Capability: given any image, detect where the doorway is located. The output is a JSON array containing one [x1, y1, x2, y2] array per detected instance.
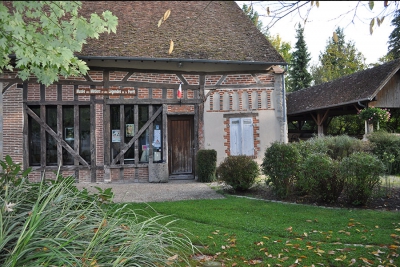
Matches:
[[168, 115, 194, 179]]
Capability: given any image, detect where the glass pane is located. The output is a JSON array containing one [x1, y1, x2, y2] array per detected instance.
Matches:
[[124, 105, 135, 164], [46, 106, 57, 165], [153, 106, 162, 162], [139, 105, 149, 163], [110, 105, 120, 163], [63, 106, 74, 165], [80, 106, 91, 163], [29, 106, 41, 166]]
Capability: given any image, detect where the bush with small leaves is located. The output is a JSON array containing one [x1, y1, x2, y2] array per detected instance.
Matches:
[[368, 131, 400, 175], [298, 153, 344, 203], [261, 142, 301, 199], [306, 135, 367, 160], [340, 152, 385, 206], [217, 155, 259, 191], [196, 149, 217, 182]]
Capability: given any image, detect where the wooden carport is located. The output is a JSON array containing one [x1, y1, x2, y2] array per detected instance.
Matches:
[[287, 59, 400, 140]]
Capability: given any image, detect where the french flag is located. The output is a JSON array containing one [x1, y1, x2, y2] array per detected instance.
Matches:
[[177, 83, 182, 98]]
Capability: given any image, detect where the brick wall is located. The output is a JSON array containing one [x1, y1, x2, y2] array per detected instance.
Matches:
[[3, 86, 23, 163]]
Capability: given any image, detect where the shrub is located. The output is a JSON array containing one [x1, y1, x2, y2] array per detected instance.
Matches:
[[368, 131, 400, 175], [340, 152, 385, 206], [196, 149, 217, 182], [217, 155, 259, 191], [0, 156, 194, 266], [297, 153, 344, 203], [306, 135, 366, 160], [358, 107, 391, 125], [261, 142, 301, 199]]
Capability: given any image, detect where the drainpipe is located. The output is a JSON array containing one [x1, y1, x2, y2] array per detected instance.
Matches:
[[357, 101, 366, 108], [282, 65, 288, 143]]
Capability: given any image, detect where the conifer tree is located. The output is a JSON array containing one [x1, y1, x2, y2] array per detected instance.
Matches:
[[388, 9, 400, 59], [288, 24, 312, 92]]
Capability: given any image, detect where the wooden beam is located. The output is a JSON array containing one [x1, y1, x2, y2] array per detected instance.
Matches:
[[205, 83, 275, 90], [105, 98, 202, 105], [111, 106, 162, 165], [26, 107, 90, 168]]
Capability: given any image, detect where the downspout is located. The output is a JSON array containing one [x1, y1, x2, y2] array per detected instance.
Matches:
[[282, 65, 288, 143], [357, 101, 366, 109]]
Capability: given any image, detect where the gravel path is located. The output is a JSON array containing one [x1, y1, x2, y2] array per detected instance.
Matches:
[[75, 180, 225, 203]]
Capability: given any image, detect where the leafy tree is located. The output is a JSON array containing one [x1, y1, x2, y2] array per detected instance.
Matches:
[[388, 9, 400, 59], [326, 115, 364, 136], [311, 27, 367, 85], [288, 24, 312, 92], [0, 1, 118, 86], [242, 3, 264, 33], [267, 34, 292, 63], [310, 27, 367, 135]]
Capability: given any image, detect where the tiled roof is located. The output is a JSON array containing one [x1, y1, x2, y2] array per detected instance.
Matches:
[[287, 59, 400, 115], [76, 1, 285, 63]]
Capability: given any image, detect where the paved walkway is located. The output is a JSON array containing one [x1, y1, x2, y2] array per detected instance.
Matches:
[[75, 180, 225, 203]]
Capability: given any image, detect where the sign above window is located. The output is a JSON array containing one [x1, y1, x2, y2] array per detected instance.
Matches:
[[75, 88, 136, 96]]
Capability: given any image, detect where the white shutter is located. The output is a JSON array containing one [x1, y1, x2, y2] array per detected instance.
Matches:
[[242, 118, 254, 156], [230, 118, 241, 155]]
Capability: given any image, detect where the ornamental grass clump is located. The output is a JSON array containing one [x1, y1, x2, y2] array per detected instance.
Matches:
[[0, 156, 194, 267]]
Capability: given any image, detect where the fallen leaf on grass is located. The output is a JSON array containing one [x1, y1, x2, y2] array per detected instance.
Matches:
[[359, 257, 374, 265], [334, 255, 346, 261], [248, 259, 262, 265], [349, 258, 356, 265], [371, 249, 386, 256]]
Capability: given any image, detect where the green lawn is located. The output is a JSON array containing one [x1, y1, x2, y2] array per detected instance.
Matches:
[[115, 195, 400, 267]]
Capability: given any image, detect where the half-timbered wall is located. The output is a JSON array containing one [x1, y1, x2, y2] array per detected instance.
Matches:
[[1, 68, 285, 182]]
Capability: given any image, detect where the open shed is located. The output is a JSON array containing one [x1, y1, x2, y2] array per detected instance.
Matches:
[[287, 59, 400, 140]]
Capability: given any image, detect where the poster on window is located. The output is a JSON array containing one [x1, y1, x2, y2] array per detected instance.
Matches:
[[126, 124, 134, 137], [153, 129, 161, 148], [112, 130, 120, 142]]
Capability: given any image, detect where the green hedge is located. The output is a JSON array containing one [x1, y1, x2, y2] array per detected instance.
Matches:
[[196, 149, 217, 182]]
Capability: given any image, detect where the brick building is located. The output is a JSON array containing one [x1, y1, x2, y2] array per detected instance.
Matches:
[[0, 1, 287, 183]]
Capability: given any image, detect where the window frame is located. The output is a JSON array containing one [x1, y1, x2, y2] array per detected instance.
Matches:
[[229, 117, 254, 156], [27, 104, 91, 167]]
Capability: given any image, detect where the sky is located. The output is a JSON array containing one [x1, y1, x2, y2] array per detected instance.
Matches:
[[236, 1, 396, 65]]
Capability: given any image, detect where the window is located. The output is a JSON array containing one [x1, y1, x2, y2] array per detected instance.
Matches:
[[110, 104, 163, 164], [230, 117, 254, 156], [28, 105, 91, 166], [28, 106, 41, 166]]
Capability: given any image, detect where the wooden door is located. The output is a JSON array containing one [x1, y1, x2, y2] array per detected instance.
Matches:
[[168, 116, 194, 175]]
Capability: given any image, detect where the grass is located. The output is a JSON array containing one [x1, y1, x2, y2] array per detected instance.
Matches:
[[117, 195, 400, 267], [382, 175, 400, 188]]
